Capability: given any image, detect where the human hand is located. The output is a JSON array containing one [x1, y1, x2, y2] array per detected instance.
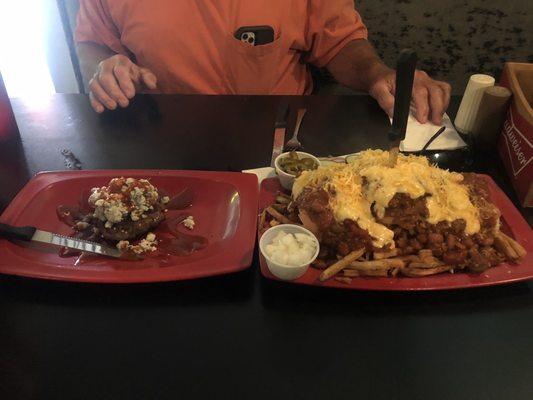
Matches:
[[88, 54, 157, 113], [369, 69, 451, 125]]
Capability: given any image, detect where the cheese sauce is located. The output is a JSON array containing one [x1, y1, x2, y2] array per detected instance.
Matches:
[[293, 163, 394, 248], [293, 150, 481, 248]]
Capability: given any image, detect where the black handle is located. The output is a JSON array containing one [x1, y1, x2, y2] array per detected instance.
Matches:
[[0, 223, 36, 241], [274, 99, 290, 128], [389, 49, 418, 142]]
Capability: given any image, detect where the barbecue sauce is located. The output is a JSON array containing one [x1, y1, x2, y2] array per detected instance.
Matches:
[[165, 187, 194, 210], [157, 215, 208, 256]]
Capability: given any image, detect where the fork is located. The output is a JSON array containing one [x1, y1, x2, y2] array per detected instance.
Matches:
[[284, 108, 307, 151]]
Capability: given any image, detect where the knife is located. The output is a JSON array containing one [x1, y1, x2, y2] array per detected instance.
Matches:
[[0, 222, 122, 258], [388, 49, 418, 166], [270, 99, 290, 167]]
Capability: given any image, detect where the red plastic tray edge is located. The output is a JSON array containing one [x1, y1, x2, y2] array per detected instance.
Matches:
[[0, 170, 259, 283], [258, 175, 533, 291]]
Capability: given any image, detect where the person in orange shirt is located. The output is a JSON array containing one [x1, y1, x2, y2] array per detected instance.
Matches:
[[75, 0, 451, 124]]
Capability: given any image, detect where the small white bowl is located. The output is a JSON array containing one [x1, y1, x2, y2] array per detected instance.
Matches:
[[274, 151, 320, 191], [259, 224, 320, 281]]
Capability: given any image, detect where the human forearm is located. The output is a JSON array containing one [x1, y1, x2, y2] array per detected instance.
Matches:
[[326, 39, 391, 92], [327, 39, 451, 124], [76, 42, 116, 88]]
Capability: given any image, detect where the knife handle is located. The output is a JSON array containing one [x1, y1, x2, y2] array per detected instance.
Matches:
[[390, 49, 418, 142], [0, 223, 36, 241], [275, 99, 290, 128]]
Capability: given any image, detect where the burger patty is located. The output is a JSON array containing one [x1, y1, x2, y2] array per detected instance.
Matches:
[[93, 209, 165, 241], [72, 199, 167, 242]]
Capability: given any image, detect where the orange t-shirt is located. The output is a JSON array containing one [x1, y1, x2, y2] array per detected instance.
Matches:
[[75, 0, 368, 95]]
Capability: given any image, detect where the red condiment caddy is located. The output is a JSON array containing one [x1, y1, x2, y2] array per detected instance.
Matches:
[[498, 62, 533, 207]]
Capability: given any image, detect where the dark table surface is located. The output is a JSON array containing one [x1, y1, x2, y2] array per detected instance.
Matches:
[[1, 94, 532, 400]]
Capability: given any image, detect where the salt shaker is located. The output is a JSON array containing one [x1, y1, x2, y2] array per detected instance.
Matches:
[[454, 74, 495, 134], [471, 85, 512, 151]]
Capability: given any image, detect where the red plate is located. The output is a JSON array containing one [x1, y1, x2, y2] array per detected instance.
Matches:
[[0, 170, 258, 283], [259, 176, 533, 291]]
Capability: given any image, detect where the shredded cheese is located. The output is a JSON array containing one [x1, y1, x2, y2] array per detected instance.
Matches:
[[292, 150, 481, 248], [293, 163, 394, 248]]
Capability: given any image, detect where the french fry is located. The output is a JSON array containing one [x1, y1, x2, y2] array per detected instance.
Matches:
[[401, 265, 452, 277], [499, 232, 527, 259], [259, 209, 266, 229], [335, 277, 353, 284], [347, 259, 405, 270], [374, 249, 398, 259], [275, 195, 291, 204], [408, 260, 442, 269], [494, 234, 519, 262], [271, 203, 287, 213], [398, 255, 421, 262], [298, 210, 319, 236], [418, 249, 433, 260], [269, 219, 280, 227], [361, 269, 389, 277], [343, 269, 358, 277], [344, 268, 388, 277], [424, 256, 442, 264], [265, 206, 293, 225], [342, 269, 359, 277], [319, 249, 365, 281]]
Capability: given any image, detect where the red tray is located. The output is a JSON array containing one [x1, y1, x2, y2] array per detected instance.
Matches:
[[0, 170, 258, 283], [259, 176, 533, 291]]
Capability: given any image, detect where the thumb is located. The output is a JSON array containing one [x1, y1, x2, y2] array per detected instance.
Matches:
[[369, 82, 395, 118], [140, 68, 157, 90]]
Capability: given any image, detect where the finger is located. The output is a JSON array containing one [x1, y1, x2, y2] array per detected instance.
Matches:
[[113, 62, 136, 99], [428, 85, 445, 125], [130, 64, 142, 84], [369, 82, 395, 118], [437, 81, 452, 111], [412, 86, 429, 124], [89, 92, 104, 113], [140, 68, 157, 90], [98, 63, 130, 107], [89, 78, 117, 110]]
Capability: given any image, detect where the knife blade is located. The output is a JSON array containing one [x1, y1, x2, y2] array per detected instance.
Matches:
[[270, 99, 290, 167], [0, 222, 122, 258], [389, 49, 418, 165]]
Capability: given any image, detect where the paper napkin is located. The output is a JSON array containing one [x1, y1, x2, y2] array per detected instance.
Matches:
[[243, 167, 276, 186], [399, 113, 466, 152]]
